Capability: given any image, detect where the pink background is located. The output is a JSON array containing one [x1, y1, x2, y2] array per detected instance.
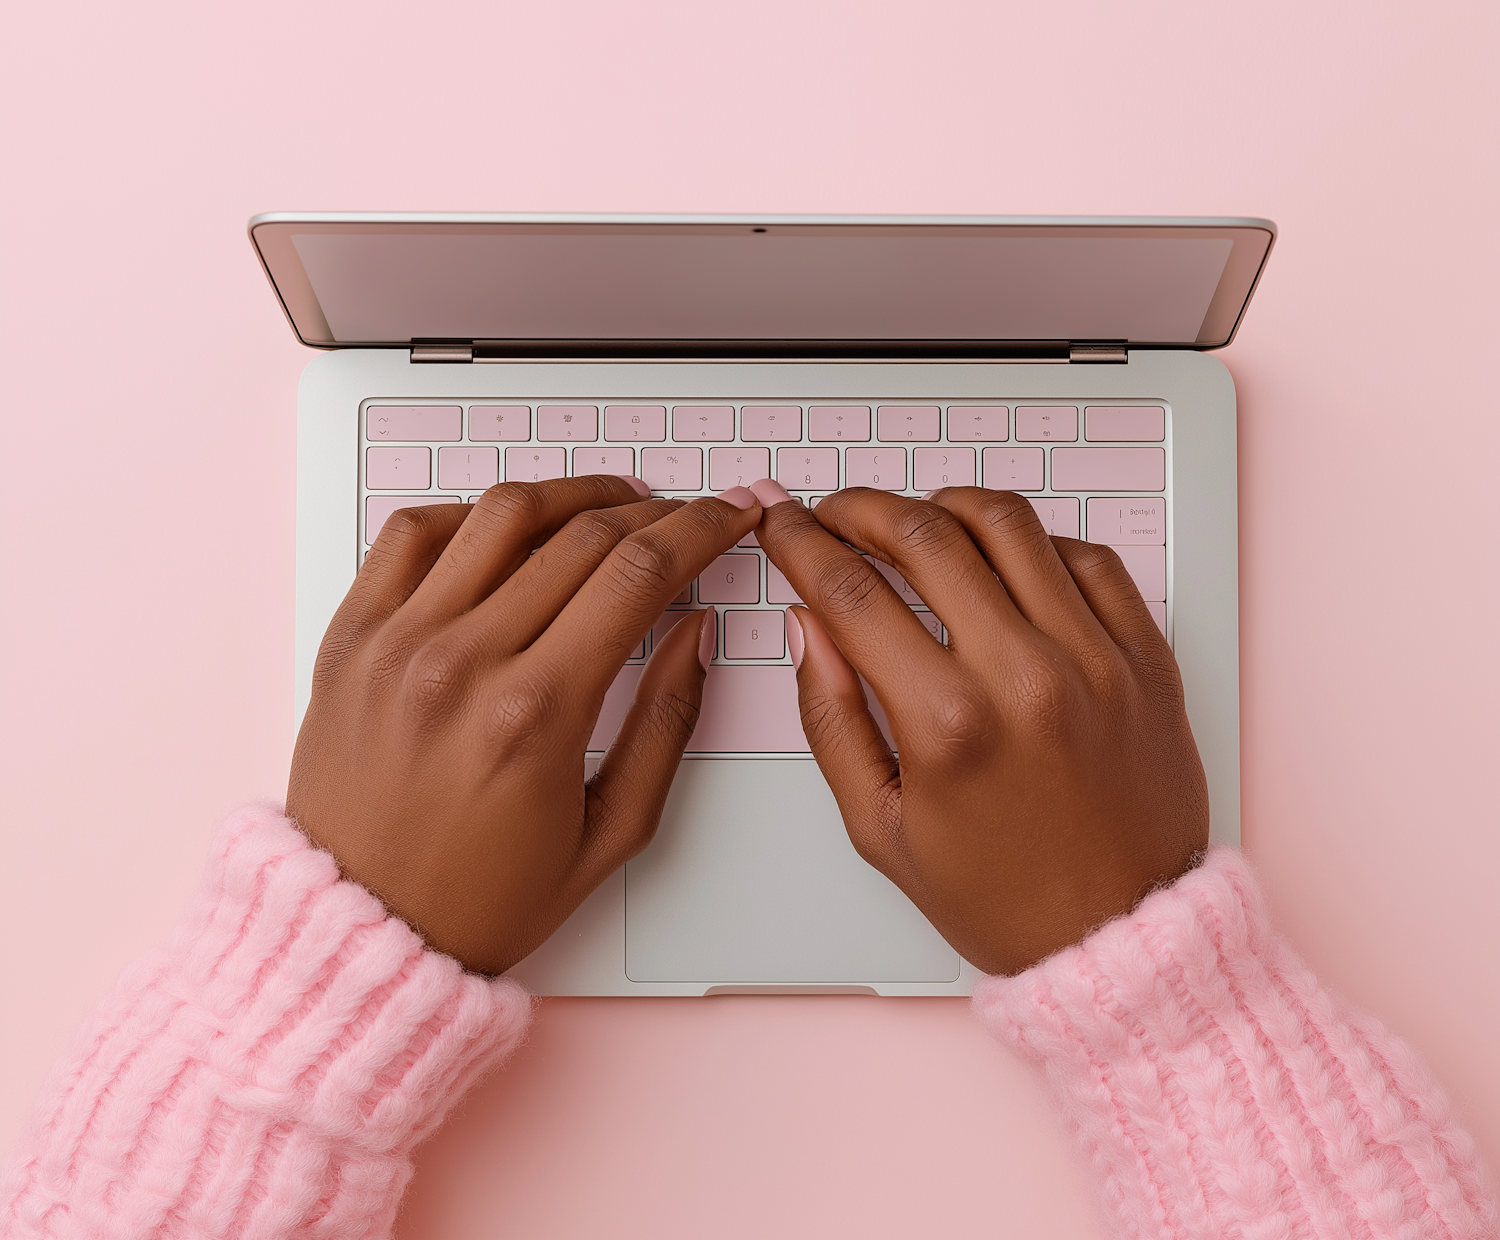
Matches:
[[2, 2, 1496, 1235]]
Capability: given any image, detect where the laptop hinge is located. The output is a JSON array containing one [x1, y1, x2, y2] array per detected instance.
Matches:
[[1069, 343, 1128, 363], [411, 343, 474, 363]]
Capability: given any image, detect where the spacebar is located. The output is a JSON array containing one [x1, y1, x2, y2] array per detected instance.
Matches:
[[588, 665, 809, 753]]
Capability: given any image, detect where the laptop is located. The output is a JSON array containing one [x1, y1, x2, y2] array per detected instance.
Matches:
[[250, 213, 1274, 995]]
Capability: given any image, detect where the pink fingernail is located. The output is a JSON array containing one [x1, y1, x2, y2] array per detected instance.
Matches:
[[716, 486, 759, 510], [698, 609, 717, 671], [785, 608, 804, 670], [624, 475, 652, 498], [749, 477, 794, 508]]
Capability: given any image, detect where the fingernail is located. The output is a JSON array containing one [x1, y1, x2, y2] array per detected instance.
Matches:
[[716, 486, 759, 510], [624, 476, 652, 498], [922, 488, 945, 501], [749, 477, 794, 508], [785, 608, 804, 670], [698, 610, 717, 671]]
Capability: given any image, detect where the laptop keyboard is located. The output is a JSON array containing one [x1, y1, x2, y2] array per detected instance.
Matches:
[[362, 400, 1168, 751]]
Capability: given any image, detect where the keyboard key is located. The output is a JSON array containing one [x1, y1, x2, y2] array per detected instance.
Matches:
[[437, 446, 499, 490], [504, 446, 567, 482], [365, 405, 461, 441], [809, 405, 871, 441], [845, 447, 907, 490], [629, 639, 646, 660], [673, 584, 692, 605], [652, 609, 709, 655], [1112, 545, 1166, 601], [537, 405, 599, 441], [1029, 496, 1080, 537], [709, 446, 772, 489], [946, 406, 1008, 441], [605, 405, 667, 441], [982, 447, 1044, 490], [698, 553, 760, 603], [766, 560, 803, 605], [724, 610, 786, 659], [469, 406, 531, 441], [573, 446, 636, 478], [916, 612, 943, 642], [865, 555, 923, 607], [741, 405, 803, 441], [1086, 497, 1165, 544], [641, 447, 702, 490], [1052, 447, 1165, 492], [737, 530, 760, 549], [1016, 406, 1078, 441], [1085, 405, 1165, 442], [673, 405, 735, 441], [365, 495, 461, 544], [912, 447, 976, 491], [1145, 601, 1167, 636], [366, 445, 431, 489], [589, 665, 806, 752], [877, 406, 940, 442], [777, 447, 839, 490]]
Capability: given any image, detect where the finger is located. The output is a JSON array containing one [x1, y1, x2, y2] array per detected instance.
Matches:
[[785, 607, 907, 879], [753, 489, 951, 712], [802, 487, 1023, 652], [578, 609, 711, 880], [402, 474, 654, 623], [529, 489, 763, 703], [1050, 537, 1175, 668], [453, 497, 685, 658], [925, 487, 1114, 654]]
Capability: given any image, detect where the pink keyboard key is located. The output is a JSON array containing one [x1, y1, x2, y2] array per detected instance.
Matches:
[[1086, 497, 1165, 544], [845, 447, 907, 490], [766, 560, 803, 605], [946, 406, 1008, 442], [876, 406, 940, 442], [605, 405, 667, 441], [1085, 406, 1165, 442], [366, 445, 430, 489], [652, 609, 710, 656], [468, 406, 531, 441], [590, 665, 806, 752], [436, 446, 498, 490], [916, 612, 943, 642], [629, 638, 646, 660], [724, 610, 786, 659], [982, 447, 1044, 490], [865, 555, 923, 606], [1051, 447, 1165, 492], [737, 529, 759, 549], [1145, 601, 1167, 636], [1112, 544, 1166, 601], [672, 406, 735, 441], [777, 447, 839, 490], [698, 554, 760, 603], [537, 405, 599, 441], [808, 405, 871, 441], [1015, 406, 1078, 441], [1029, 496, 1080, 537], [912, 447, 976, 490], [573, 446, 636, 478], [504, 446, 567, 482], [673, 584, 692, 605], [641, 446, 702, 490], [708, 446, 771, 489], [365, 406, 462, 442], [364, 495, 460, 544], [741, 405, 803, 441]]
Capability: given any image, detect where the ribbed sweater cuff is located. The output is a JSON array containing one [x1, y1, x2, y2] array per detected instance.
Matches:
[[973, 847, 1497, 1240], [0, 802, 533, 1240]]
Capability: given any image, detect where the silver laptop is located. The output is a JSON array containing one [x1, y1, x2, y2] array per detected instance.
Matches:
[[251, 213, 1274, 995]]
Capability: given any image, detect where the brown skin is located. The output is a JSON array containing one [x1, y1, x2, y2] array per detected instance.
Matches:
[[287, 480, 1207, 978]]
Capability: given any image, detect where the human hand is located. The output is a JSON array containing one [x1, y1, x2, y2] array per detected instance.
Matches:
[[752, 480, 1208, 976], [286, 476, 761, 975]]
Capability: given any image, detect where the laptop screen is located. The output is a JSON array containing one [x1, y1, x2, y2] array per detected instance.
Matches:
[[250, 216, 1275, 353]]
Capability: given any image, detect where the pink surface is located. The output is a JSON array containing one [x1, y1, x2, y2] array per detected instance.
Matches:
[[1, 2, 1496, 1238]]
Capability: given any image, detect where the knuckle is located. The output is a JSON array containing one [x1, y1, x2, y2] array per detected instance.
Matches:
[[917, 683, 998, 768], [1067, 540, 1131, 583], [564, 508, 632, 564], [978, 492, 1049, 546], [486, 674, 560, 746], [638, 690, 702, 748], [400, 635, 476, 718], [887, 501, 966, 559], [809, 554, 884, 618], [603, 530, 678, 595], [476, 482, 544, 528]]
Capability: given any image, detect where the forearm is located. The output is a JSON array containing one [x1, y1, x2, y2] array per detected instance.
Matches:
[[0, 804, 532, 1240], [974, 847, 1497, 1240]]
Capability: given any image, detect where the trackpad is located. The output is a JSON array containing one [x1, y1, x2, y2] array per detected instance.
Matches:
[[625, 759, 959, 983]]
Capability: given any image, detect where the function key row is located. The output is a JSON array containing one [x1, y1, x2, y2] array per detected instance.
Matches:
[[364, 404, 1165, 445]]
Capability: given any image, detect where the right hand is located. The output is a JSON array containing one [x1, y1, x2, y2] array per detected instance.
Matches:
[[752, 480, 1209, 976]]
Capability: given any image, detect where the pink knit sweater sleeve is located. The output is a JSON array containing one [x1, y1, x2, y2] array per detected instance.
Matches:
[[0, 803, 533, 1240], [973, 847, 1498, 1240]]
